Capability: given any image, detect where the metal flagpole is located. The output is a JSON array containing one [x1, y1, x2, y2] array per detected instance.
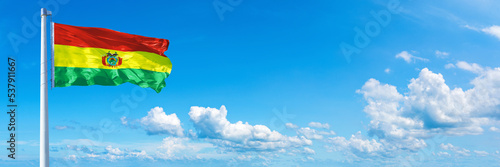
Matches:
[[51, 20, 54, 89], [40, 8, 51, 167]]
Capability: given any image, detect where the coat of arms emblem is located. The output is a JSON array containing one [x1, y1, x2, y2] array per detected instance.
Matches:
[[102, 52, 123, 67]]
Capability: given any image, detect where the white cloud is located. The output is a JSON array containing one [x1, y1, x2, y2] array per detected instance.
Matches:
[[435, 50, 450, 58], [308, 122, 330, 129], [395, 51, 413, 63], [54, 106, 320, 162], [156, 137, 213, 160], [158, 137, 187, 158], [440, 143, 471, 156], [395, 51, 429, 63], [384, 68, 391, 74], [327, 132, 426, 159], [285, 123, 298, 129], [490, 127, 500, 132], [189, 106, 312, 151], [86, 153, 99, 158], [436, 151, 451, 157], [65, 155, 78, 163], [318, 130, 336, 136], [296, 127, 335, 140], [303, 147, 315, 155], [352, 66, 500, 158], [105, 145, 124, 155], [78, 145, 153, 161], [444, 63, 455, 69], [466, 25, 500, 40], [439, 143, 454, 150], [482, 25, 500, 40], [358, 67, 500, 138], [120, 116, 139, 129], [474, 150, 489, 156], [54, 138, 212, 162], [120, 116, 128, 125], [140, 107, 184, 136], [128, 150, 151, 159], [327, 131, 386, 158], [456, 61, 484, 74], [464, 24, 480, 31], [292, 147, 316, 155], [188, 129, 198, 138]]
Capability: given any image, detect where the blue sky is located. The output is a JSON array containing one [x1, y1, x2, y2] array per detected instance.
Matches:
[[1, 0, 500, 166]]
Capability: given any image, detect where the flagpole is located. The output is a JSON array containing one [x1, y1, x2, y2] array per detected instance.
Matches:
[[40, 8, 51, 167]]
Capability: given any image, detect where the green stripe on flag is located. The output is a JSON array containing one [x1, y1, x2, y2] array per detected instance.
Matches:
[[54, 67, 169, 93]]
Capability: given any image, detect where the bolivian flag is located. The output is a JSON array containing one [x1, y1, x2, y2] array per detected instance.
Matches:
[[53, 23, 172, 93]]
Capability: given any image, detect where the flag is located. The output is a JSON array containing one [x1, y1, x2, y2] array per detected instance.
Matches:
[[53, 23, 172, 93]]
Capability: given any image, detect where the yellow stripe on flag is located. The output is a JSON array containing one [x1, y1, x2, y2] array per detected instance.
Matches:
[[54, 44, 172, 73]]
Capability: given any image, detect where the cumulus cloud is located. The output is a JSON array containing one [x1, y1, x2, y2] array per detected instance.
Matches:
[[395, 51, 429, 63], [156, 137, 213, 160], [188, 106, 312, 151], [490, 127, 500, 132], [436, 151, 451, 157], [158, 137, 188, 158], [121, 116, 139, 129], [296, 127, 335, 140], [65, 155, 78, 163], [482, 25, 500, 40], [444, 63, 455, 69], [357, 67, 500, 141], [474, 150, 489, 156], [435, 50, 450, 58], [285, 123, 298, 129], [64, 145, 153, 162], [465, 25, 500, 40], [456, 61, 485, 74], [440, 143, 471, 156], [291, 147, 316, 155], [384, 68, 391, 74], [327, 132, 426, 159], [105, 145, 124, 155], [308, 122, 330, 129], [344, 66, 500, 158], [326, 131, 386, 158], [53, 138, 216, 162], [140, 107, 184, 136], [128, 150, 153, 160], [303, 147, 315, 154], [99, 147, 153, 161], [439, 143, 454, 150], [120, 116, 128, 125]]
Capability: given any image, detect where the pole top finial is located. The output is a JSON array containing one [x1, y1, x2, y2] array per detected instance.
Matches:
[[41, 8, 51, 16]]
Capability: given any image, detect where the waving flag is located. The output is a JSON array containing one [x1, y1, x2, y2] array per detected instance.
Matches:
[[53, 23, 172, 93]]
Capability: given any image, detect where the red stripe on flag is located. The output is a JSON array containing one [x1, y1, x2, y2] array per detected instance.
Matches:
[[54, 23, 169, 57]]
